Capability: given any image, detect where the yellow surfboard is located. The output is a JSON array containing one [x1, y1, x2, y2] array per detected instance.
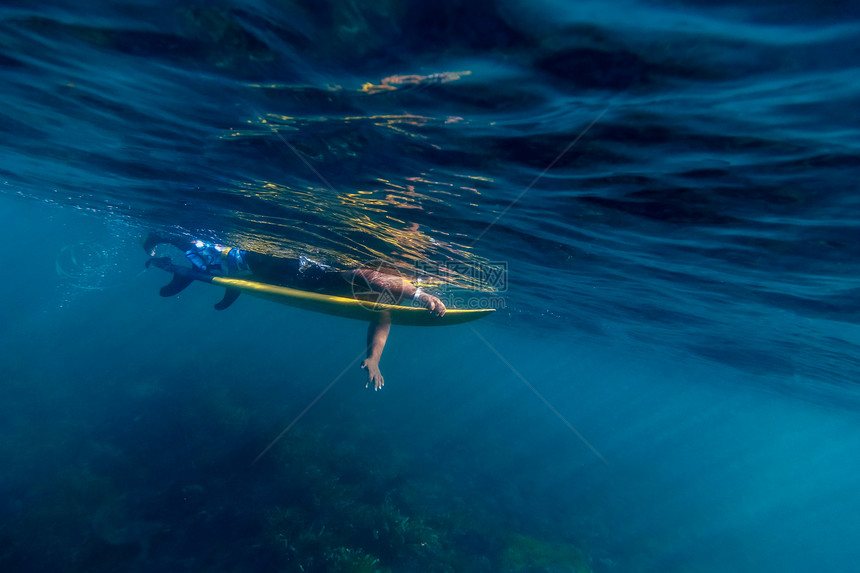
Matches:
[[147, 257, 494, 327]]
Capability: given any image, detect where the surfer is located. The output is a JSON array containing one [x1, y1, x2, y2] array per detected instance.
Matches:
[[143, 233, 445, 390]]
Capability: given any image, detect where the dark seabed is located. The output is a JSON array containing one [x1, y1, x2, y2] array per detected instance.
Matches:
[[2, 1, 860, 572]]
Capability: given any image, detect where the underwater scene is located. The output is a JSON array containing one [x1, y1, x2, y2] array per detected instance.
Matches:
[[2, 1, 860, 571]]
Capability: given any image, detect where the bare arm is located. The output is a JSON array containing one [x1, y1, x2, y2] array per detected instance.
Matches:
[[361, 311, 391, 390], [350, 269, 446, 316]]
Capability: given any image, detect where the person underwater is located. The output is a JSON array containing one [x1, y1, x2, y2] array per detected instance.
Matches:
[[143, 233, 446, 390]]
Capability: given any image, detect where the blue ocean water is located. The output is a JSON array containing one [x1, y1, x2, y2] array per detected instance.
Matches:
[[2, 1, 860, 571]]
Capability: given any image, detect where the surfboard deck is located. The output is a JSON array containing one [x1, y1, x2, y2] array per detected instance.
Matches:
[[147, 257, 494, 326]]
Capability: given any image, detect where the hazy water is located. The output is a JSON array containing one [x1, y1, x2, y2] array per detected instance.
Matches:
[[2, 1, 860, 572]]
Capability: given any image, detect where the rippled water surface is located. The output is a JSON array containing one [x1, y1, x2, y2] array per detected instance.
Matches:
[[2, 1, 860, 572]]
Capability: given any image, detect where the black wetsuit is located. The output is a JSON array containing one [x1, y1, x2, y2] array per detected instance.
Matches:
[[145, 233, 354, 296], [241, 251, 353, 296]]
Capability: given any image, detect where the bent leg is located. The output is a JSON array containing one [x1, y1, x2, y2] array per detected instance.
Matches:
[[143, 232, 195, 255]]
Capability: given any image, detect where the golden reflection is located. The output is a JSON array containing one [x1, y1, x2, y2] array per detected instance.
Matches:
[[221, 113, 455, 141], [359, 71, 471, 94], [221, 176, 500, 292], [247, 70, 470, 95], [220, 70, 503, 292]]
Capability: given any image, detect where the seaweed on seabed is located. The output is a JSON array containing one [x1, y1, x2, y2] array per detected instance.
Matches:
[[265, 505, 334, 571], [499, 533, 593, 573], [259, 427, 593, 573], [264, 496, 444, 572], [0, 466, 161, 573], [362, 496, 442, 558], [326, 546, 389, 573]]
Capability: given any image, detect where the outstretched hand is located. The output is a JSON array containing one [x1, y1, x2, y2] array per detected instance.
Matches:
[[362, 358, 384, 391]]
